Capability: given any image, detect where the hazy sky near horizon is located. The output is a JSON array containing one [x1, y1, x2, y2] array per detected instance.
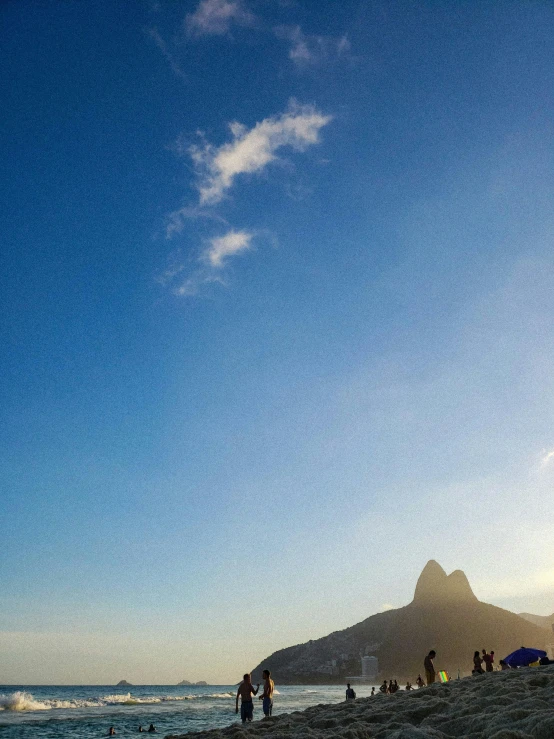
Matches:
[[2, 0, 554, 685]]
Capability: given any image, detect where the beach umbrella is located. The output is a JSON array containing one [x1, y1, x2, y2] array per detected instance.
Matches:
[[503, 647, 546, 667]]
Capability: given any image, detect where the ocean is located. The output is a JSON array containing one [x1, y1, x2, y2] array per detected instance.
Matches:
[[0, 684, 375, 738]]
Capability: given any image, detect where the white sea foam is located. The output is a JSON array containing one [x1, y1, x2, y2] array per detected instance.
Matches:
[[183, 693, 234, 701], [0, 690, 235, 712], [0, 692, 51, 712]]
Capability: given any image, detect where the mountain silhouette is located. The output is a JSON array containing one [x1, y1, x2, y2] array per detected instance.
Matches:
[[251, 561, 550, 683]]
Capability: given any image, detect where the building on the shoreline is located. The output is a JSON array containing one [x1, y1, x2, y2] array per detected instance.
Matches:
[[346, 655, 379, 683], [361, 656, 379, 679]]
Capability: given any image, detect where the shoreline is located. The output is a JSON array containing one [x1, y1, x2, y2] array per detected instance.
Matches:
[[166, 666, 554, 738]]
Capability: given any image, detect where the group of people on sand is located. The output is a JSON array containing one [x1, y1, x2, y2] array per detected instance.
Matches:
[[473, 649, 495, 674], [378, 679, 401, 694], [235, 669, 275, 724]]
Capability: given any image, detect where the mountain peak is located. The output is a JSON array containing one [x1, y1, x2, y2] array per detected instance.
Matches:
[[412, 560, 478, 604]]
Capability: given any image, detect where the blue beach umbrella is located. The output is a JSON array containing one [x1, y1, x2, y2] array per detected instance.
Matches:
[[503, 647, 547, 667]]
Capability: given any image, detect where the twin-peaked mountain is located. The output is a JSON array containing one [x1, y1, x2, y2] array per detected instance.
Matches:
[[251, 561, 550, 683]]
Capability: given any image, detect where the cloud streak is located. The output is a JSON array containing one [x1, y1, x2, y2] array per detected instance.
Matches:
[[274, 25, 351, 67], [189, 102, 332, 205], [540, 448, 554, 468], [146, 27, 188, 81], [186, 0, 254, 36], [202, 230, 253, 267]]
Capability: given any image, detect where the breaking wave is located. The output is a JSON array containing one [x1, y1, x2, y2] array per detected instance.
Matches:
[[0, 692, 51, 712], [0, 691, 235, 712]]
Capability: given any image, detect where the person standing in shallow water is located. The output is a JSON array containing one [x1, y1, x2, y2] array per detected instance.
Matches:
[[259, 669, 274, 717], [424, 650, 436, 685], [236, 673, 259, 723]]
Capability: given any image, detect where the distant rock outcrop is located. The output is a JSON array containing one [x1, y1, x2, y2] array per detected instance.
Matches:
[[195, 681, 208, 686], [250, 560, 550, 683], [519, 612, 554, 630], [177, 680, 192, 686], [116, 680, 133, 687]]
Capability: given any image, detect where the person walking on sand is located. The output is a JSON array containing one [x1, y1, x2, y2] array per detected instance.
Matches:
[[424, 650, 436, 685], [258, 669, 274, 717], [236, 673, 259, 723], [345, 683, 356, 700]]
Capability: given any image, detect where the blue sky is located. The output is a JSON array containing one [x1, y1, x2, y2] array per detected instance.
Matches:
[[1, 0, 554, 684]]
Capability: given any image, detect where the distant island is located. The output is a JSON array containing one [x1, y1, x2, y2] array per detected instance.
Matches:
[[116, 680, 133, 687], [177, 680, 208, 686]]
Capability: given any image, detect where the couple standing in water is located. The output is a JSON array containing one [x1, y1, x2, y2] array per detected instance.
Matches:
[[235, 670, 274, 723]]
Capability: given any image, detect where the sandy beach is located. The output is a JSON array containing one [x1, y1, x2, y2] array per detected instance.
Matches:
[[166, 666, 554, 738]]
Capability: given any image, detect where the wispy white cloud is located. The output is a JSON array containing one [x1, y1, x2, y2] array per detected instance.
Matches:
[[189, 102, 332, 205], [165, 204, 228, 239], [160, 231, 255, 296], [163, 103, 330, 296], [202, 230, 253, 267], [540, 448, 554, 468], [174, 272, 226, 297], [186, 0, 254, 36], [274, 25, 351, 67]]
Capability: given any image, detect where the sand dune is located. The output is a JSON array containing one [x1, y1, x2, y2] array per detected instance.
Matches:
[[166, 666, 554, 738]]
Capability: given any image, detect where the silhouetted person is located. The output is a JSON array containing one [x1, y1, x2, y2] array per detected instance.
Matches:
[[108, 729, 116, 736], [345, 683, 356, 700], [499, 660, 510, 670], [138, 727, 143, 733], [483, 650, 494, 672], [371, 687, 375, 696], [235, 673, 259, 723], [405, 681, 413, 691], [473, 651, 484, 674], [147, 725, 156, 733], [416, 674, 425, 688], [424, 650, 436, 685], [259, 669, 274, 717], [379, 680, 388, 693]]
